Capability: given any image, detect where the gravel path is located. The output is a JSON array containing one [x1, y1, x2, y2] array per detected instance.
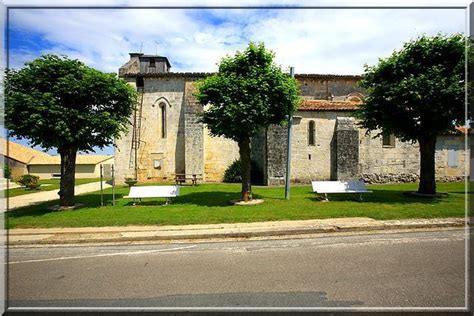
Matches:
[[5, 181, 111, 210]]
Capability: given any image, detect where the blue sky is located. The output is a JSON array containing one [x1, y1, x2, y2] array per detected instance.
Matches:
[[6, 2, 468, 156]]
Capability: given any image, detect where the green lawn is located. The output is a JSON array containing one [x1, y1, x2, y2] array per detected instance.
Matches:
[[5, 182, 468, 229], [5, 178, 102, 198]]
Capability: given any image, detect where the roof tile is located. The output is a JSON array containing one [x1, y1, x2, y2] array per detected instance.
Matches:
[[1, 140, 51, 164], [299, 100, 361, 111]]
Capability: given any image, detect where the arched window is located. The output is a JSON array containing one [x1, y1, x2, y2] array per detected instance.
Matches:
[[308, 120, 315, 146], [159, 102, 166, 138]]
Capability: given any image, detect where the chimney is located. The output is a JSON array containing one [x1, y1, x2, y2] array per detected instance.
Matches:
[[129, 53, 144, 59]]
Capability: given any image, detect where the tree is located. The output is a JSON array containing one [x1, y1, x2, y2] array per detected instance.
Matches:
[[6, 55, 137, 206], [356, 34, 465, 194], [195, 42, 300, 201]]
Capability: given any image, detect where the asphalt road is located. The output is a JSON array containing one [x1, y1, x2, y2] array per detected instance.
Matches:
[[6, 229, 467, 309]]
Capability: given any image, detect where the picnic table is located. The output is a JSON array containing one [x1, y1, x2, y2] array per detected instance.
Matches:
[[175, 174, 202, 186]]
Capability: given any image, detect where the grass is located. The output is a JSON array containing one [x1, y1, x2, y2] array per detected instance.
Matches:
[[5, 178, 103, 198], [5, 182, 468, 229]]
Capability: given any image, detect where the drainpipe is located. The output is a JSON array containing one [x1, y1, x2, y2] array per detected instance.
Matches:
[[285, 67, 295, 200]]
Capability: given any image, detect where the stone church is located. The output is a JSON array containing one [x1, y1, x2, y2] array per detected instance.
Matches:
[[114, 53, 467, 185]]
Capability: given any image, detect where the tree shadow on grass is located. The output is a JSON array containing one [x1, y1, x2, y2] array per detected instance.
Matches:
[[171, 191, 265, 207], [309, 189, 451, 205], [117, 189, 268, 207]]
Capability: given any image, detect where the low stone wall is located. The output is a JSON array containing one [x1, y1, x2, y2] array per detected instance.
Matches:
[[436, 176, 465, 183], [362, 173, 465, 184]]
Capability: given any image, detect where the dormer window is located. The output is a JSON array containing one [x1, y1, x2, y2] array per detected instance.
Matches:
[[149, 58, 155, 67]]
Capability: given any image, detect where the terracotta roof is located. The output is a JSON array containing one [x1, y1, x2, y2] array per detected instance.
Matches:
[[454, 126, 471, 134], [1, 140, 51, 164], [29, 155, 113, 165], [299, 100, 361, 111]]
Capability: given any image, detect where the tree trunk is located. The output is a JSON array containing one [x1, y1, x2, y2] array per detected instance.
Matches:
[[238, 137, 252, 202], [418, 138, 437, 195], [59, 147, 77, 207]]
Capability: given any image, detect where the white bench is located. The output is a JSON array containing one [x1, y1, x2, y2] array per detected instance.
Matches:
[[311, 180, 372, 201], [124, 186, 180, 205]]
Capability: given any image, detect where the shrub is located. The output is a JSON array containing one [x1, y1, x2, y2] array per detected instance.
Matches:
[[223, 160, 242, 183], [3, 165, 11, 179], [223, 160, 263, 184], [17, 174, 40, 190]]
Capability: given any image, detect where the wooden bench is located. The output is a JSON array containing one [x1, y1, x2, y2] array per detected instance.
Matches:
[[175, 174, 202, 186], [124, 185, 180, 205], [311, 180, 372, 201]]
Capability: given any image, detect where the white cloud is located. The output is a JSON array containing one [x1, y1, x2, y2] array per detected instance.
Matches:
[[9, 7, 466, 75], [2, 0, 471, 6]]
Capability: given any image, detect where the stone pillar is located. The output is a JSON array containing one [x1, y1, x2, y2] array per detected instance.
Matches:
[[184, 81, 204, 178], [335, 117, 359, 180], [266, 124, 288, 185]]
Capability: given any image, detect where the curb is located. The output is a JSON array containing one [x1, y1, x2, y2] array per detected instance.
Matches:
[[7, 219, 467, 245]]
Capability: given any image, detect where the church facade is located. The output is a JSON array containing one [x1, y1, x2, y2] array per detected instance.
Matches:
[[114, 53, 467, 185]]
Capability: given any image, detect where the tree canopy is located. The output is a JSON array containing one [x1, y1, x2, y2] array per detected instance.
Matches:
[[195, 42, 300, 201], [357, 34, 465, 142], [6, 54, 137, 206], [195, 42, 300, 142], [356, 34, 466, 194], [6, 54, 137, 152]]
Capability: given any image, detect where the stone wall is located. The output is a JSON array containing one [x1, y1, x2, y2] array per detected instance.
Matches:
[[297, 76, 363, 100], [289, 111, 353, 183], [359, 132, 467, 183], [114, 77, 186, 184], [335, 117, 359, 180], [114, 78, 137, 184], [183, 81, 204, 178], [203, 127, 240, 182], [359, 130, 420, 176], [114, 72, 468, 186], [266, 124, 288, 185], [286, 112, 468, 184]]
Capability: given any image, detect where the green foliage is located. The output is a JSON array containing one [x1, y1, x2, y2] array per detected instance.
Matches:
[[6, 54, 138, 205], [17, 174, 40, 190], [223, 159, 263, 184], [223, 160, 242, 183], [195, 42, 301, 141], [5, 54, 137, 152], [356, 34, 466, 142], [3, 165, 11, 179]]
